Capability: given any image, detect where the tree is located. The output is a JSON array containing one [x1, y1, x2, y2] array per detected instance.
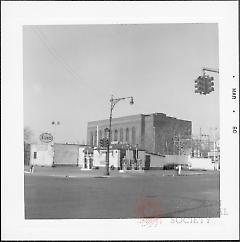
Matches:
[[24, 127, 33, 144]]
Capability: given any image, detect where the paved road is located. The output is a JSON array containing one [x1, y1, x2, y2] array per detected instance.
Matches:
[[25, 172, 220, 219]]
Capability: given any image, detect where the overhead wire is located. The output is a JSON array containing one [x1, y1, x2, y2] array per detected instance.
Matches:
[[31, 26, 107, 98]]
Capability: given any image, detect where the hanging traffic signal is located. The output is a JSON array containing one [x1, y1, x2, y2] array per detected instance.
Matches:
[[195, 78, 201, 93], [205, 76, 214, 94], [198, 76, 206, 94], [195, 74, 215, 95], [198, 76, 206, 95], [195, 76, 206, 94]]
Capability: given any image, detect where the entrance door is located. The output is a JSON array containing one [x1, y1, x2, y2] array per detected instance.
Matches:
[[120, 150, 126, 170], [145, 155, 151, 170]]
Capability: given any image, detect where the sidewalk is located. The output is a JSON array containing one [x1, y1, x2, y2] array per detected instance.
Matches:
[[24, 166, 219, 178], [24, 166, 146, 178]]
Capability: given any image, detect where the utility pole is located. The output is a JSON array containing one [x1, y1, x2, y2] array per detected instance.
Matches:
[[173, 137, 175, 155], [105, 95, 134, 176], [178, 134, 181, 156], [199, 127, 202, 157], [213, 132, 216, 163], [96, 125, 99, 148]]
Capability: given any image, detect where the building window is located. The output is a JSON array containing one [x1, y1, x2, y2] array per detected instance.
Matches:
[[126, 128, 129, 143], [90, 132, 94, 146], [120, 128, 123, 142], [99, 130, 102, 140], [33, 152, 37, 159], [132, 127, 136, 145], [104, 128, 108, 138], [94, 130, 97, 146], [114, 129, 118, 141]]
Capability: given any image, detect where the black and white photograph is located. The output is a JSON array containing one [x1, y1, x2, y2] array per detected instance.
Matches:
[[23, 23, 220, 219], [2, 1, 239, 240]]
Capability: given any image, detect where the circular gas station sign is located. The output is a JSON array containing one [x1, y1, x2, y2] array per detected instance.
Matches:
[[40, 133, 53, 143]]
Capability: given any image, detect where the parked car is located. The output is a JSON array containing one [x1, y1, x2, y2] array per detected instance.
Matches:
[[181, 164, 191, 170], [110, 165, 115, 170], [163, 163, 178, 170]]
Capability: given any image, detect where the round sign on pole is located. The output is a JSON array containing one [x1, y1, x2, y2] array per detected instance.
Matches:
[[40, 133, 53, 143]]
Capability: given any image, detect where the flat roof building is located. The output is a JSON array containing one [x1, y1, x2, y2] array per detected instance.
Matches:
[[87, 113, 192, 155]]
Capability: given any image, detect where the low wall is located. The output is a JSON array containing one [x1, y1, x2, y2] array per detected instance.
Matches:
[[149, 155, 166, 168], [165, 155, 189, 165], [148, 155, 215, 170], [149, 154, 189, 168], [188, 157, 215, 170]]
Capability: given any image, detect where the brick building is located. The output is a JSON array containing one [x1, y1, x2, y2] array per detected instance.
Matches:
[[87, 113, 192, 155]]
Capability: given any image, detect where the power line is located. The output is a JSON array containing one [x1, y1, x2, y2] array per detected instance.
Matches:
[[31, 26, 107, 97]]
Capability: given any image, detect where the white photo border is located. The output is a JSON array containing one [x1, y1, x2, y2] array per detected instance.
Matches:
[[1, 1, 239, 240]]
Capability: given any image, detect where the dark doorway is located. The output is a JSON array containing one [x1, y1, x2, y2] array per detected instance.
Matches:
[[145, 155, 150, 170]]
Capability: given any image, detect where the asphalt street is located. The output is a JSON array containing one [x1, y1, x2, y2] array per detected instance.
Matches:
[[24, 172, 220, 219]]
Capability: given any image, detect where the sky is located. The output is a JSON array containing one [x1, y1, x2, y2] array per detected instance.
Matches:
[[23, 23, 219, 144]]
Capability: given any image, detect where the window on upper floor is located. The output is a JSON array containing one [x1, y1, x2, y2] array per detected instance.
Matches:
[[126, 128, 129, 143], [114, 129, 118, 141], [120, 128, 123, 142], [132, 127, 136, 145]]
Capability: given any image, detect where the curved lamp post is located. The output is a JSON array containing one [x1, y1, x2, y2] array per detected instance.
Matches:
[[105, 95, 134, 176], [51, 121, 60, 167], [51, 121, 60, 143]]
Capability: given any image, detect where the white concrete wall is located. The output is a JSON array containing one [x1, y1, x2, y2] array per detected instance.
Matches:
[[30, 144, 53, 166], [78, 147, 85, 167], [147, 155, 190, 168], [148, 154, 216, 170], [149, 155, 166, 168], [93, 150, 106, 167], [165, 155, 189, 165], [126, 149, 133, 160], [93, 149, 120, 168], [188, 157, 215, 170]]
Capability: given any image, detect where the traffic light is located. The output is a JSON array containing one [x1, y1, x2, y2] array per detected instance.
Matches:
[[195, 74, 215, 95], [195, 76, 205, 94], [104, 138, 109, 147], [99, 138, 109, 148], [100, 139, 104, 147], [205, 76, 214, 94], [195, 78, 201, 93], [199, 76, 207, 95]]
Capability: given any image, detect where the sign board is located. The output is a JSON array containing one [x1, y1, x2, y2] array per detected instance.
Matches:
[[40, 133, 53, 143]]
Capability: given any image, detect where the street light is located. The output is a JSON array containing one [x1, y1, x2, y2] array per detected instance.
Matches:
[[51, 121, 60, 143], [51, 121, 60, 167], [105, 95, 134, 176]]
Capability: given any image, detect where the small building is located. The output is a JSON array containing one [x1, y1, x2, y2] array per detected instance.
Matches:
[[93, 149, 120, 168], [30, 143, 54, 166], [30, 143, 90, 167], [92, 144, 146, 170]]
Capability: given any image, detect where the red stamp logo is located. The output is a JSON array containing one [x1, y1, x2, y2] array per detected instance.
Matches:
[[136, 197, 162, 227]]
